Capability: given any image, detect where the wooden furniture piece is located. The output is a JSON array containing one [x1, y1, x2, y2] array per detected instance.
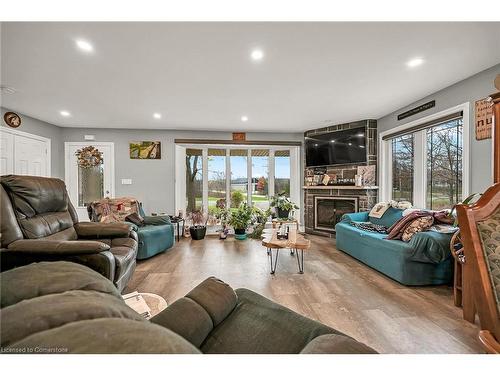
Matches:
[[450, 231, 476, 323], [456, 182, 500, 353], [491, 92, 500, 184], [262, 227, 311, 274]]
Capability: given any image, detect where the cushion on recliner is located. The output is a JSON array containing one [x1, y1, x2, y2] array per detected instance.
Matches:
[[0, 175, 75, 239], [200, 288, 338, 354], [1, 290, 144, 347], [368, 207, 403, 227], [8, 318, 201, 354], [0, 261, 120, 308]]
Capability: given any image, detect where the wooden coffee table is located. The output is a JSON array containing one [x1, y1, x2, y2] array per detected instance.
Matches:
[[261, 228, 310, 274]]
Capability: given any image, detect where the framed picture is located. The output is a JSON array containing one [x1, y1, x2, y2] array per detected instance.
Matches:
[[475, 98, 493, 140], [129, 141, 161, 159]]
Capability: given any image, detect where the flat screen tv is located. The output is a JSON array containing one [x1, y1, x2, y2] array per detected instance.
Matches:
[[305, 127, 367, 167]]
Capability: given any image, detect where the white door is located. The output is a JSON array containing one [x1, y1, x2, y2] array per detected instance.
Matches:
[[0, 128, 50, 177], [65, 142, 115, 221]]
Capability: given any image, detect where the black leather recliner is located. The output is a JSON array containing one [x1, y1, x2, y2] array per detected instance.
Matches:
[[0, 175, 138, 291]]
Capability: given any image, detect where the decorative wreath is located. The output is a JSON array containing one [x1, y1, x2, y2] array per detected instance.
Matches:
[[75, 146, 103, 168]]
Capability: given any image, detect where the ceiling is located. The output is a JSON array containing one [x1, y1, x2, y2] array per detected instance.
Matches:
[[1, 22, 500, 132]]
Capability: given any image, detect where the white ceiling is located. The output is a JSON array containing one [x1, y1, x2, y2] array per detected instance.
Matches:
[[1, 22, 500, 132]]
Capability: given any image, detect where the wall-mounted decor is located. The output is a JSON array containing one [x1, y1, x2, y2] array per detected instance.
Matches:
[[130, 141, 161, 159], [75, 145, 103, 168], [397, 100, 435, 121], [3, 111, 21, 128], [232, 132, 246, 141], [475, 98, 493, 140], [357, 165, 376, 186], [495, 74, 500, 91]]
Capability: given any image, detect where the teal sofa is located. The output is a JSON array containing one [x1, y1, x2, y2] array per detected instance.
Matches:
[[134, 207, 174, 260], [335, 208, 453, 286]]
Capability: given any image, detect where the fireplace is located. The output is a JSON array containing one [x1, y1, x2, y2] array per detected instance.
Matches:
[[314, 196, 358, 233]]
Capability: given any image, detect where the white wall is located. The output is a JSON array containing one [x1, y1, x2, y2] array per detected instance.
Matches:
[[377, 63, 500, 194]]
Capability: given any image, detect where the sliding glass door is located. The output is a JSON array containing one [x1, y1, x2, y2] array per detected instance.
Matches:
[[177, 144, 300, 222]]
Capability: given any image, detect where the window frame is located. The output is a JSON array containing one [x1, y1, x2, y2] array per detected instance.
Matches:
[[379, 103, 470, 208], [175, 143, 300, 219]]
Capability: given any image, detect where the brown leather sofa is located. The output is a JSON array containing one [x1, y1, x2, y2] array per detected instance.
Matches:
[[0, 175, 138, 291]]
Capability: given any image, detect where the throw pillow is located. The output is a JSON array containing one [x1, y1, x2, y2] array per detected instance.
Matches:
[[401, 216, 434, 242], [125, 212, 145, 226], [369, 202, 390, 219]]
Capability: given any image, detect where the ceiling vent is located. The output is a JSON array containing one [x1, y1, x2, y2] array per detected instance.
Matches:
[[0, 86, 16, 95]]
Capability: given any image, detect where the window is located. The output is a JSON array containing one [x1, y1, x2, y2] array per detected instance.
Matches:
[[391, 134, 414, 203], [230, 149, 248, 208], [426, 119, 463, 210], [381, 106, 468, 210], [208, 148, 226, 213], [186, 148, 203, 212], [274, 150, 291, 197], [251, 149, 269, 209]]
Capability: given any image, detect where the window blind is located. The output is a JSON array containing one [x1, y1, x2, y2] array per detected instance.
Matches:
[[382, 111, 463, 141]]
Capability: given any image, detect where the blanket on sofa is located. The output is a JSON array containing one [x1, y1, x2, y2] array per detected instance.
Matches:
[[87, 197, 142, 223], [386, 210, 453, 241]]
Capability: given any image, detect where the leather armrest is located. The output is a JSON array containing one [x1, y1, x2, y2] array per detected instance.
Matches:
[[143, 216, 172, 226], [75, 222, 134, 239], [7, 240, 110, 255], [300, 334, 377, 354]]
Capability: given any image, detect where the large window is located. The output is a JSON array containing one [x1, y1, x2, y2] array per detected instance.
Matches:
[[230, 149, 248, 209], [381, 107, 468, 210], [391, 134, 414, 203], [178, 145, 299, 222], [426, 119, 463, 210], [274, 150, 291, 197], [186, 148, 203, 212], [208, 148, 226, 213], [251, 149, 269, 210]]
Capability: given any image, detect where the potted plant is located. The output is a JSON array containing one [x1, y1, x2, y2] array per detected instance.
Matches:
[[187, 208, 207, 240], [249, 207, 271, 239], [270, 193, 299, 219], [228, 202, 253, 240], [214, 207, 230, 240]]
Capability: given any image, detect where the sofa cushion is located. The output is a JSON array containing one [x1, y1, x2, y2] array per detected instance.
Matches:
[[8, 318, 201, 354], [200, 288, 338, 354], [151, 296, 214, 347], [109, 238, 138, 277], [0, 261, 120, 308], [368, 207, 403, 227], [1, 290, 143, 347]]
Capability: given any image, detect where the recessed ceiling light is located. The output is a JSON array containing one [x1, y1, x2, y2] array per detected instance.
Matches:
[[60, 110, 71, 117], [153, 113, 162, 119], [406, 57, 424, 68], [250, 49, 264, 62], [76, 39, 94, 53], [241, 116, 249, 122]]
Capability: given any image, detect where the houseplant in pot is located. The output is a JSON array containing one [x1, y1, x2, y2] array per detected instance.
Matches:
[[187, 208, 207, 240], [270, 193, 299, 219], [229, 202, 253, 240], [214, 204, 230, 240]]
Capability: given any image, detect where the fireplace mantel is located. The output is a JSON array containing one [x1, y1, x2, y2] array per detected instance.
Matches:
[[303, 185, 379, 190]]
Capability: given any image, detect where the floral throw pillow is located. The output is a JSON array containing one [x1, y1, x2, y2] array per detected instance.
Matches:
[[402, 216, 434, 242]]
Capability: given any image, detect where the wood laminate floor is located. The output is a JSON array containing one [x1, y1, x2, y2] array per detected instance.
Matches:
[[125, 234, 482, 354]]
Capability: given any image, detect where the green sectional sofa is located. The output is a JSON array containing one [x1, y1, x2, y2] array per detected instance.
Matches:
[[0, 261, 376, 354], [335, 208, 453, 286]]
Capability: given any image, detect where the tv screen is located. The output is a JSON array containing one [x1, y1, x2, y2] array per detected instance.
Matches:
[[305, 127, 367, 167]]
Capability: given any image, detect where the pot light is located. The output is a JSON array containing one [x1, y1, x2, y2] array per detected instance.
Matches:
[[407, 57, 424, 68], [76, 39, 94, 53], [60, 110, 71, 117], [153, 113, 162, 119], [250, 49, 264, 62], [241, 115, 249, 122]]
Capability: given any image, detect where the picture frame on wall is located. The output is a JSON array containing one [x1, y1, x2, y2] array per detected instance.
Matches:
[[129, 141, 161, 159]]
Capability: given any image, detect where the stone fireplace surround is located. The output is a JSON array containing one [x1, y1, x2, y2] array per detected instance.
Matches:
[[303, 119, 378, 237]]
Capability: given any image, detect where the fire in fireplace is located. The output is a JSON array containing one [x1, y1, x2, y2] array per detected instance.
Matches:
[[314, 196, 358, 232]]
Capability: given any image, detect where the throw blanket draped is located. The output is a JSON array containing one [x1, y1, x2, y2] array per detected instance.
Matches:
[[87, 197, 142, 223], [386, 210, 453, 240]]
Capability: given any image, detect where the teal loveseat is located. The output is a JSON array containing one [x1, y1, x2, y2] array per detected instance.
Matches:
[[134, 209, 175, 260], [335, 208, 453, 286]]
